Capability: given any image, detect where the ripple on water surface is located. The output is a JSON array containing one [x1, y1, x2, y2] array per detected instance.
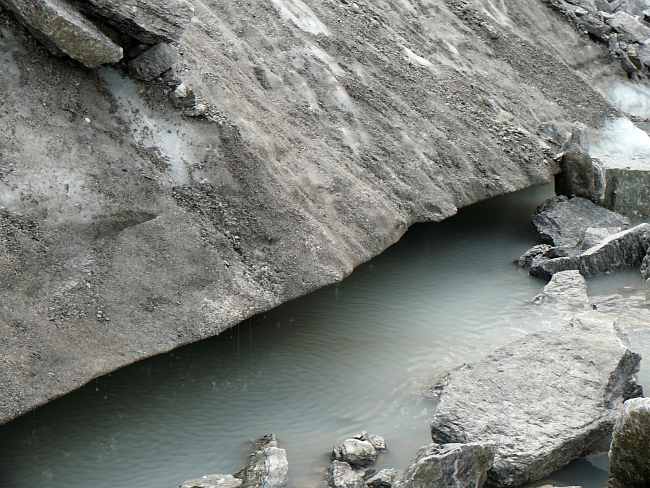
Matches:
[[1, 184, 648, 488]]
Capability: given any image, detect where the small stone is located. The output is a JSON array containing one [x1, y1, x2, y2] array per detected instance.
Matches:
[[327, 461, 367, 488], [333, 439, 377, 467]]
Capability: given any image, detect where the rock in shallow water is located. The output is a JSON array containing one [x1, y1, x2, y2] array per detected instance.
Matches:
[[328, 461, 368, 488], [393, 442, 494, 488], [235, 434, 288, 488], [532, 270, 589, 305], [608, 397, 650, 488], [430, 312, 641, 487], [179, 474, 242, 488], [333, 439, 378, 467]]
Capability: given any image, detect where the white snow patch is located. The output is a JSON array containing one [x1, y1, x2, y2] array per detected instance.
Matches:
[[269, 0, 329, 35]]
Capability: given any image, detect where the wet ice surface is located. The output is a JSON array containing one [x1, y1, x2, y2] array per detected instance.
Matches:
[[1, 184, 648, 488]]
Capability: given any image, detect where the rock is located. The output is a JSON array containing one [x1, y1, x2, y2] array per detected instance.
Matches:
[[333, 438, 377, 467], [530, 223, 650, 280], [127, 42, 178, 81], [637, 42, 650, 69], [582, 227, 622, 250], [179, 474, 243, 488], [235, 434, 288, 488], [556, 150, 597, 200], [170, 82, 197, 109], [0, 0, 123, 67], [353, 432, 387, 452], [69, 0, 195, 44], [533, 270, 589, 305], [393, 442, 494, 488], [580, 15, 613, 41], [328, 461, 368, 488], [595, 0, 613, 12], [623, 375, 644, 400], [598, 154, 650, 221], [641, 253, 650, 279], [560, 121, 590, 155], [517, 244, 554, 268], [590, 294, 629, 311], [430, 312, 641, 487], [537, 122, 567, 147], [532, 196, 631, 249], [365, 468, 398, 488], [608, 397, 650, 487], [606, 11, 650, 43], [592, 157, 606, 202]]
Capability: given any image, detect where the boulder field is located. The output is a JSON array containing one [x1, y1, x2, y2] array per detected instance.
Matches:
[[0, 0, 627, 423]]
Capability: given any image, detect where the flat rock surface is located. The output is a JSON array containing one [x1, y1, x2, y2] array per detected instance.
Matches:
[[430, 312, 641, 487], [0, 0, 621, 423]]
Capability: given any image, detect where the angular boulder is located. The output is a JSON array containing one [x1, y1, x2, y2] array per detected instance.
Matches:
[[530, 223, 650, 280], [532, 196, 630, 250], [556, 150, 597, 201], [608, 398, 650, 488], [606, 11, 650, 43], [179, 474, 242, 488], [235, 434, 288, 488], [430, 312, 641, 487], [333, 438, 377, 467], [127, 42, 178, 81], [532, 270, 589, 305], [0, 0, 123, 67], [328, 461, 367, 488], [393, 443, 494, 488], [517, 244, 554, 268], [70, 0, 195, 44], [365, 468, 398, 488], [599, 154, 650, 221]]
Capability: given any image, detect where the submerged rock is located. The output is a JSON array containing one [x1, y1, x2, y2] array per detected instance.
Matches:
[[532, 196, 630, 250], [608, 398, 650, 487], [393, 442, 494, 488], [590, 294, 629, 311], [179, 474, 242, 488], [430, 312, 641, 487], [328, 461, 368, 488], [235, 434, 288, 488]]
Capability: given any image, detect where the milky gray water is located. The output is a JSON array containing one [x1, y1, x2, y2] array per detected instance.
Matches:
[[1, 184, 649, 488]]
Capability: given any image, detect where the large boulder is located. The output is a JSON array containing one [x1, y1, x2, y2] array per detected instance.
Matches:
[[606, 11, 650, 43], [69, 0, 195, 44], [608, 398, 650, 488], [556, 150, 597, 201], [0, 0, 123, 67], [333, 439, 378, 467], [430, 312, 641, 487], [598, 154, 650, 221], [235, 434, 288, 488], [393, 443, 494, 488], [365, 469, 398, 488], [529, 223, 650, 280], [532, 196, 630, 250]]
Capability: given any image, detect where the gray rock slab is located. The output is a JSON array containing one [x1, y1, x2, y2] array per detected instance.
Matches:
[[179, 474, 242, 488], [393, 442, 494, 488], [328, 461, 368, 488], [532, 196, 631, 249], [127, 42, 178, 81], [0, 0, 122, 67], [517, 244, 554, 268], [599, 154, 650, 221], [590, 294, 629, 311], [533, 270, 589, 305], [582, 227, 622, 250], [365, 468, 398, 488], [235, 434, 288, 488], [608, 397, 650, 487], [606, 11, 650, 43], [530, 223, 650, 280], [70, 0, 194, 44], [430, 312, 641, 487]]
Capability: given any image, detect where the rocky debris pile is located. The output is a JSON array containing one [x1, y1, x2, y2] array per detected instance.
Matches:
[[542, 0, 650, 79], [393, 443, 494, 488], [518, 194, 650, 280], [327, 433, 396, 488], [178, 434, 288, 488], [0, 0, 192, 68], [429, 312, 641, 487], [608, 397, 650, 487]]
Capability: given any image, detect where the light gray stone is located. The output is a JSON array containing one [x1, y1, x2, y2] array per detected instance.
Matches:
[[170, 82, 196, 109], [533, 270, 589, 305], [608, 398, 650, 487], [0, 0, 122, 67], [333, 439, 377, 467], [580, 15, 613, 41], [430, 312, 641, 487], [328, 461, 368, 488], [179, 474, 242, 488], [235, 434, 288, 488], [590, 294, 629, 311], [127, 42, 178, 81], [537, 122, 567, 147], [517, 244, 554, 268], [393, 442, 494, 488], [532, 196, 630, 249], [365, 468, 398, 488], [606, 11, 650, 43], [353, 432, 386, 452], [582, 227, 621, 250], [69, 0, 194, 44], [599, 154, 650, 220]]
